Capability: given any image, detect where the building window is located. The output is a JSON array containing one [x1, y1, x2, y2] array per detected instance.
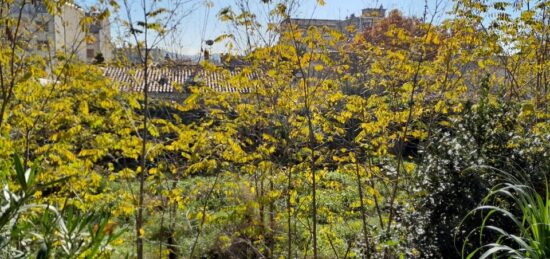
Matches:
[[87, 49, 95, 59], [36, 21, 49, 32], [37, 40, 49, 49], [365, 19, 373, 27], [90, 24, 101, 34], [35, 3, 48, 13]]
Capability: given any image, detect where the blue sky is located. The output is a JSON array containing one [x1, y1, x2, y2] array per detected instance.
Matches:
[[81, 0, 451, 55]]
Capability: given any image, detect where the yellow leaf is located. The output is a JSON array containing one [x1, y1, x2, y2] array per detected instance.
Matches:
[[402, 82, 413, 93], [404, 162, 416, 174], [79, 101, 89, 115]]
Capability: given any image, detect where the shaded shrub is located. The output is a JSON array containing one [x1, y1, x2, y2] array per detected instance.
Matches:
[[408, 96, 550, 258]]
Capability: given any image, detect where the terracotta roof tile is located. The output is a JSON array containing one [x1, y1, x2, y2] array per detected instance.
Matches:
[[103, 66, 248, 94]]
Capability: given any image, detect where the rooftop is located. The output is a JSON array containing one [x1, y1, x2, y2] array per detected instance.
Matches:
[[103, 66, 248, 94]]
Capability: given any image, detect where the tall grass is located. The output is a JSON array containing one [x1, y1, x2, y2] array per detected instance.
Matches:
[[461, 168, 550, 259]]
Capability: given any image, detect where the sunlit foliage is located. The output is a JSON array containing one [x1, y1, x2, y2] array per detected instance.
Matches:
[[0, 0, 547, 258]]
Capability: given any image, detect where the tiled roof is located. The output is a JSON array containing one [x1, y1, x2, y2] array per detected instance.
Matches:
[[103, 66, 247, 93]]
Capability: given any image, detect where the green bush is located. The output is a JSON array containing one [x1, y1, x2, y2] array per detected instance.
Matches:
[[0, 155, 124, 258], [409, 95, 549, 258]]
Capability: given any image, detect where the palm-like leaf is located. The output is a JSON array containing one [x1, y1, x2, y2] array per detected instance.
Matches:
[[462, 168, 550, 259]]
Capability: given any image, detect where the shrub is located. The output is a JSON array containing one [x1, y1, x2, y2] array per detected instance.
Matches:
[[409, 96, 550, 258], [0, 155, 124, 258]]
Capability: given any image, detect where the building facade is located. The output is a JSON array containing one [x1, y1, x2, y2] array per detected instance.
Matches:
[[10, 1, 112, 63], [283, 6, 386, 36], [86, 12, 113, 63]]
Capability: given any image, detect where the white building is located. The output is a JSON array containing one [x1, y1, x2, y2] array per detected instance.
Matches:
[[86, 11, 113, 62], [11, 1, 112, 63]]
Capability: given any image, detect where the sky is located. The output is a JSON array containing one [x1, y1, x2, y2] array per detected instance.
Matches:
[[81, 0, 452, 55]]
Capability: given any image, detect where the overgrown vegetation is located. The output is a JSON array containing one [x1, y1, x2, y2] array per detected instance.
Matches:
[[0, 0, 548, 258]]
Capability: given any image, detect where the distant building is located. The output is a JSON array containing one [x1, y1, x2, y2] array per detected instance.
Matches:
[[114, 47, 223, 66], [10, 1, 112, 63], [114, 48, 175, 65], [283, 5, 386, 36]]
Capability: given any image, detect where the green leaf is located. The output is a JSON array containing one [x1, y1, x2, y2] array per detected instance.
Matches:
[[12, 154, 26, 189]]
